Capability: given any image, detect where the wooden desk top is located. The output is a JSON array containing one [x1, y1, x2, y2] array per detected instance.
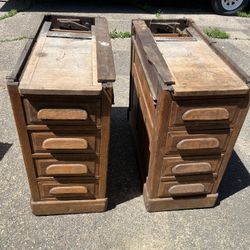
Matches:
[[19, 35, 101, 95], [156, 38, 248, 96]]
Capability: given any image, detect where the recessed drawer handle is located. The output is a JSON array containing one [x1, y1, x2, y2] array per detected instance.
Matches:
[[42, 138, 88, 150], [177, 138, 220, 151], [46, 164, 88, 175], [172, 162, 212, 176], [37, 109, 88, 120], [182, 108, 229, 122], [49, 186, 88, 196], [168, 183, 206, 197]]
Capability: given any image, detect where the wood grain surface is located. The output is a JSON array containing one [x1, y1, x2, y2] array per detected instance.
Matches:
[[172, 162, 212, 176], [168, 183, 206, 196], [19, 36, 102, 95], [42, 138, 88, 150], [45, 164, 88, 175], [157, 39, 248, 96], [182, 108, 229, 121], [95, 17, 116, 82], [37, 108, 88, 120], [49, 186, 88, 196]]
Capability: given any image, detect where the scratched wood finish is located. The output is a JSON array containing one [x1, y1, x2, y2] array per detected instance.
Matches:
[[19, 37, 102, 95], [7, 14, 115, 215], [157, 39, 248, 97], [129, 19, 249, 211]]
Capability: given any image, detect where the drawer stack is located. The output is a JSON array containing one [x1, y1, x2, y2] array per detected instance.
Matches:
[[156, 98, 245, 203], [7, 15, 115, 215], [25, 96, 104, 211], [129, 19, 249, 211]]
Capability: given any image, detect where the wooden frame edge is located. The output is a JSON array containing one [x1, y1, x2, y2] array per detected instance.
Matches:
[[31, 198, 108, 215]]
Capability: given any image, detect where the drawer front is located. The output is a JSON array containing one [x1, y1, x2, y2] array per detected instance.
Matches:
[[161, 156, 223, 177], [158, 177, 214, 198], [38, 180, 97, 200], [170, 98, 245, 129], [23, 97, 101, 126], [30, 131, 100, 153], [165, 130, 230, 156], [35, 155, 98, 177]]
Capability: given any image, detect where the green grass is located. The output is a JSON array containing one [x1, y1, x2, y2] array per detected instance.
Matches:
[[110, 29, 131, 39], [237, 11, 250, 17], [0, 9, 18, 21], [203, 27, 229, 39], [155, 9, 162, 18], [0, 36, 28, 43]]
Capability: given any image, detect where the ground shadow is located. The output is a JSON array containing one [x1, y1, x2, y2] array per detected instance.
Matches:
[[217, 150, 250, 203], [0, 142, 12, 160], [0, 0, 216, 15], [107, 107, 142, 209]]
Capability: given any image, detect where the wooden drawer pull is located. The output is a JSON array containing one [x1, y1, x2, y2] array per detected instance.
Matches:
[[177, 138, 220, 151], [169, 183, 206, 197], [49, 186, 88, 196], [182, 108, 229, 122], [42, 138, 88, 150], [37, 109, 88, 120], [46, 164, 88, 175], [172, 162, 212, 176]]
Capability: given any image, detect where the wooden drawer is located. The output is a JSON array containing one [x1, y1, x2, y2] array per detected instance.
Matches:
[[23, 96, 101, 126], [165, 130, 231, 156], [35, 154, 98, 177], [158, 175, 214, 198], [38, 179, 97, 200], [161, 155, 223, 177], [170, 98, 246, 129], [30, 131, 100, 154]]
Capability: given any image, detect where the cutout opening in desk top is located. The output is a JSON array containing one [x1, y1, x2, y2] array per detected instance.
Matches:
[[145, 19, 194, 41], [50, 17, 94, 33]]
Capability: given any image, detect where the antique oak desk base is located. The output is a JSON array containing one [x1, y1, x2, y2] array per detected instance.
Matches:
[[7, 15, 115, 215], [129, 19, 250, 212]]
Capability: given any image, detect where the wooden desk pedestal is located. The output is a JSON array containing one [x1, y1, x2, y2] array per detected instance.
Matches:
[[7, 15, 115, 215], [129, 19, 249, 211]]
